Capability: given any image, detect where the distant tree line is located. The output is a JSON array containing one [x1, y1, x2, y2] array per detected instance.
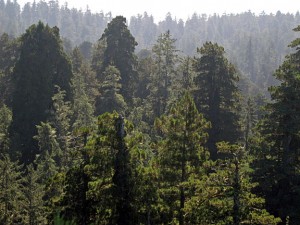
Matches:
[[0, 0, 300, 92]]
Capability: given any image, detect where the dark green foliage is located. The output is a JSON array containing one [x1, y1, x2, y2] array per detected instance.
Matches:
[[147, 30, 179, 120], [252, 25, 300, 224], [186, 142, 280, 225], [61, 163, 91, 225], [0, 33, 19, 106], [0, 5, 297, 224], [10, 21, 73, 164], [97, 65, 127, 115], [112, 115, 134, 225], [22, 164, 47, 225], [84, 112, 135, 224], [155, 92, 210, 224], [0, 105, 12, 154], [0, 154, 24, 224], [99, 16, 138, 104], [193, 42, 241, 159]]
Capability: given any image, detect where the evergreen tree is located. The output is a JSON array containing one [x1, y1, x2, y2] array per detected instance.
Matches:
[[127, 131, 160, 224], [22, 164, 47, 225], [71, 72, 95, 130], [0, 154, 23, 224], [85, 112, 118, 224], [186, 142, 280, 225], [98, 16, 138, 105], [112, 115, 134, 225], [97, 65, 127, 115], [0, 33, 19, 106], [253, 25, 300, 224], [155, 92, 210, 224], [193, 41, 241, 160], [10, 21, 73, 164], [85, 112, 135, 224], [49, 86, 73, 170], [34, 122, 61, 175], [149, 30, 179, 118], [0, 105, 12, 154]]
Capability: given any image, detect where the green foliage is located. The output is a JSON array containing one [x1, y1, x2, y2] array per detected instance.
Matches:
[[0, 7, 298, 224], [34, 122, 60, 176], [84, 112, 124, 224], [186, 142, 280, 225], [252, 25, 300, 224], [99, 16, 138, 104], [193, 41, 241, 159], [127, 131, 160, 224], [97, 65, 127, 115], [0, 104, 12, 154], [71, 71, 96, 130], [10, 21, 73, 164], [149, 30, 179, 118], [155, 92, 210, 224], [0, 33, 19, 105], [22, 164, 47, 225], [0, 154, 24, 224], [50, 86, 73, 170]]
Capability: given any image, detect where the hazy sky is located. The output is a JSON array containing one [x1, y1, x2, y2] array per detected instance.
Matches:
[[17, 0, 300, 22]]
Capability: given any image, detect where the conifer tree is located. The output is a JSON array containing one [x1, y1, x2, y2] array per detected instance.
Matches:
[[0, 154, 24, 224], [22, 164, 47, 225], [97, 65, 127, 115], [98, 16, 138, 105], [85, 112, 135, 224], [10, 21, 73, 164], [149, 30, 179, 118], [155, 92, 210, 224], [253, 25, 300, 224], [0, 105, 12, 154], [49, 86, 72, 170], [193, 41, 241, 160], [186, 142, 281, 225], [0, 33, 19, 106]]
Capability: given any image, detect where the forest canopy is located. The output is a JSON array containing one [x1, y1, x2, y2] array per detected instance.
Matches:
[[1, 0, 300, 224]]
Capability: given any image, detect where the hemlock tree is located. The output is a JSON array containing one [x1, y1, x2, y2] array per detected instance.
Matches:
[[155, 92, 210, 225], [10, 21, 73, 164], [193, 42, 241, 160]]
